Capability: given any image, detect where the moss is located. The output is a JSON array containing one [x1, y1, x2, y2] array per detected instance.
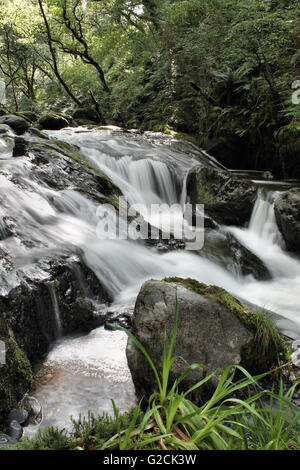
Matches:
[[0, 318, 32, 422], [197, 186, 215, 204], [163, 277, 288, 371], [38, 113, 69, 130], [50, 139, 120, 195], [164, 127, 198, 145]]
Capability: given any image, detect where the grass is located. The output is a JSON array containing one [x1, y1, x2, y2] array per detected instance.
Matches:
[[6, 294, 300, 451]]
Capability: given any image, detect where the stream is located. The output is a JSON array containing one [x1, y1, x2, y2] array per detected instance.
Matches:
[[1, 126, 300, 437]]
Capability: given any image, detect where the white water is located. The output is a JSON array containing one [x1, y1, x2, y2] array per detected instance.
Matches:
[[1, 127, 300, 434], [228, 190, 300, 337]]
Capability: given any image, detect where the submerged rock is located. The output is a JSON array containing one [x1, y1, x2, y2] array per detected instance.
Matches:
[[186, 165, 257, 226], [274, 189, 300, 253], [126, 279, 287, 404]]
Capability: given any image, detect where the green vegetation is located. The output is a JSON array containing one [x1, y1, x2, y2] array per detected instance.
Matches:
[[0, 319, 32, 422], [7, 297, 300, 451], [0, 0, 299, 177]]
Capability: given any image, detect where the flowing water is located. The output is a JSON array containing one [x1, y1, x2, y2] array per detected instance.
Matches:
[[1, 126, 300, 435]]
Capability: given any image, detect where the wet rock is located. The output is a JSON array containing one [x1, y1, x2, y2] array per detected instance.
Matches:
[[18, 396, 42, 425], [186, 165, 257, 226], [0, 114, 30, 135], [5, 420, 23, 441], [7, 408, 28, 425], [200, 229, 271, 281], [226, 232, 271, 280], [126, 279, 287, 404], [27, 127, 49, 140], [13, 136, 28, 157], [0, 431, 16, 449], [0, 317, 32, 423], [274, 189, 300, 253]]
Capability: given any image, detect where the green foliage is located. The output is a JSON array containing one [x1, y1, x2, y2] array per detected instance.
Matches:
[[0, 0, 299, 174]]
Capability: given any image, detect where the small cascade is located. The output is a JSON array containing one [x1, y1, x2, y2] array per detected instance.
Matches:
[[48, 284, 63, 338], [248, 190, 284, 247]]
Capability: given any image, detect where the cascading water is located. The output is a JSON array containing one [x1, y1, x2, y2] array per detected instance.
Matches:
[[2, 126, 300, 435], [228, 189, 300, 337]]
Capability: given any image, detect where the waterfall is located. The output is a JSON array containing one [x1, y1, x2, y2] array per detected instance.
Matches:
[[248, 190, 284, 246], [11, 126, 299, 435], [49, 284, 63, 338]]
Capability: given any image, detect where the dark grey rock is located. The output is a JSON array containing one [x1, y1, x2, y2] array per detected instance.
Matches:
[[7, 408, 28, 425], [5, 420, 23, 441], [275, 189, 300, 253], [186, 165, 257, 226], [0, 115, 30, 135], [126, 279, 286, 404]]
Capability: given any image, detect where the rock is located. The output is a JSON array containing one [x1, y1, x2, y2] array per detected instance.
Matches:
[[27, 127, 49, 139], [186, 165, 257, 226], [126, 279, 287, 404], [0, 114, 30, 135], [18, 396, 42, 425], [5, 420, 23, 441], [38, 113, 69, 130], [201, 229, 271, 280], [274, 189, 300, 253], [13, 136, 28, 157], [7, 408, 28, 425], [225, 232, 271, 280], [72, 107, 100, 123], [16, 111, 38, 123], [0, 317, 32, 422], [0, 431, 16, 449]]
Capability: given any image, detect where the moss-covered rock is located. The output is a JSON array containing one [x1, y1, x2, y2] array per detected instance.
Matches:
[[0, 317, 32, 423], [72, 107, 100, 124], [38, 113, 69, 130], [186, 165, 258, 226], [126, 278, 288, 404]]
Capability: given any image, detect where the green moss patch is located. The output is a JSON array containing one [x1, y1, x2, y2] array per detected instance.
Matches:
[[0, 318, 32, 422], [163, 277, 288, 371]]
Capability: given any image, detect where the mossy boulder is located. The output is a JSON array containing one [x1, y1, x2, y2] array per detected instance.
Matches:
[[15, 111, 38, 123], [126, 278, 287, 404], [186, 166, 258, 226], [72, 107, 100, 123], [38, 113, 69, 130], [0, 317, 32, 423]]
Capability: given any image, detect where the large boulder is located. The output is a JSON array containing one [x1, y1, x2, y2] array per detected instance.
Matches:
[[186, 166, 257, 226], [0, 115, 30, 135], [274, 189, 300, 253], [126, 278, 287, 404], [38, 113, 69, 130]]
